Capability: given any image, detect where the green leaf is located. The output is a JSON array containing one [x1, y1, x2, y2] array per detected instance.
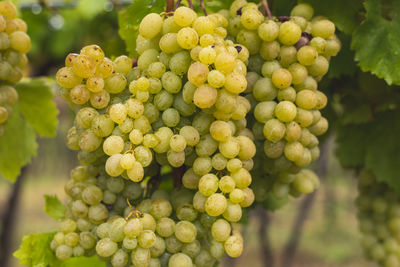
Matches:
[[335, 123, 371, 168], [0, 105, 37, 182], [16, 78, 58, 137], [13, 232, 57, 267], [44, 195, 65, 221], [62, 256, 105, 267], [77, 0, 107, 19], [118, 0, 165, 57], [304, 0, 363, 34], [365, 110, 400, 192], [351, 0, 400, 85], [328, 33, 357, 78]]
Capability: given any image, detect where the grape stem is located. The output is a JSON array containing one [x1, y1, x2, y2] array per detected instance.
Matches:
[[200, 0, 207, 16], [174, 0, 181, 10], [172, 166, 186, 188], [166, 0, 174, 12], [261, 0, 273, 20]]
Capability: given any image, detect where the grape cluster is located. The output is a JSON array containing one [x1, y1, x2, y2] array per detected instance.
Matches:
[[357, 170, 400, 267], [224, 1, 340, 201], [52, 2, 339, 266], [0, 1, 31, 135]]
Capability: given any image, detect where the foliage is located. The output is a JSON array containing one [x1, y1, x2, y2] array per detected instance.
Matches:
[[44, 195, 66, 221], [0, 78, 58, 182]]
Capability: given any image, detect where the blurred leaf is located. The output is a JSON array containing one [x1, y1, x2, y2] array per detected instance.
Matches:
[[13, 232, 57, 267], [77, 0, 107, 19], [351, 0, 400, 85], [0, 106, 37, 182], [118, 0, 165, 57], [328, 33, 357, 78], [16, 78, 58, 137], [44, 195, 65, 221], [365, 110, 400, 192], [304, 0, 363, 34], [335, 123, 371, 168]]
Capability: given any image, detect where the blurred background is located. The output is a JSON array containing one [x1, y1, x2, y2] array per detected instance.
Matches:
[[0, 1, 376, 266]]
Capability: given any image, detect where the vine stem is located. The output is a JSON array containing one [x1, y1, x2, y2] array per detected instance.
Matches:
[[200, 0, 207, 16], [172, 166, 186, 188], [166, 0, 174, 13], [0, 166, 28, 267], [174, 0, 181, 10], [261, 0, 273, 20]]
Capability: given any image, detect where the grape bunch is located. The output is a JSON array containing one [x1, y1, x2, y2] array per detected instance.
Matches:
[[52, 1, 340, 266], [0, 1, 31, 135], [223, 1, 340, 202], [357, 170, 400, 267]]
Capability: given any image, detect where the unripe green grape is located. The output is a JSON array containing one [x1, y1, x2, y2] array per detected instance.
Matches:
[[138, 48, 160, 71], [156, 217, 175, 238], [198, 173, 219, 196], [211, 153, 227, 170], [236, 29, 262, 55], [159, 33, 182, 54], [193, 156, 212, 176], [252, 77, 278, 101], [230, 188, 245, 203], [275, 101, 297, 122], [272, 68, 292, 89], [312, 19, 335, 39], [56, 245, 73, 261], [168, 253, 193, 267], [205, 193, 227, 217], [291, 3, 314, 20], [294, 108, 314, 127], [131, 248, 151, 267], [263, 118, 286, 142], [278, 21, 301, 46], [96, 238, 118, 258], [308, 117, 329, 136], [188, 62, 208, 86], [297, 46, 318, 66], [139, 13, 163, 39], [258, 20, 279, 42], [175, 221, 197, 243], [241, 8, 264, 30], [308, 56, 329, 77], [231, 167, 251, 189], [177, 27, 199, 50], [259, 41, 280, 61], [324, 36, 341, 57], [223, 200, 242, 222], [193, 85, 217, 108], [219, 137, 240, 159], [169, 51, 191, 75], [279, 46, 298, 67], [174, 6, 197, 27], [225, 72, 247, 94], [78, 129, 102, 152]]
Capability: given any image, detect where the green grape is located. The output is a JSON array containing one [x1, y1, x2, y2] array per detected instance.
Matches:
[[174, 6, 197, 27], [278, 21, 301, 46], [312, 19, 335, 39], [272, 68, 292, 89], [291, 3, 314, 20], [274, 101, 297, 122], [205, 193, 227, 216], [258, 20, 279, 42], [139, 13, 163, 39]]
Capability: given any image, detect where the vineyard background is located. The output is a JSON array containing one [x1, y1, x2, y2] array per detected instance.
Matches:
[[0, 0, 399, 266]]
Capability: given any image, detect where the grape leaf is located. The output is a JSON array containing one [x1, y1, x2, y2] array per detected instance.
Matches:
[[328, 33, 357, 78], [62, 256, 105, 267], [365, 110, 400, 192], [118, 0, 165, 57], [304, 0, 363, 34], [16, 78, 58, 137], [77, 0, 107, 19], [44, 195, 65, 221], [0, 105, 37, 182], [13, 232, 57, 267], [351, 0, 400, 85], [335, 123, 372, 168]]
